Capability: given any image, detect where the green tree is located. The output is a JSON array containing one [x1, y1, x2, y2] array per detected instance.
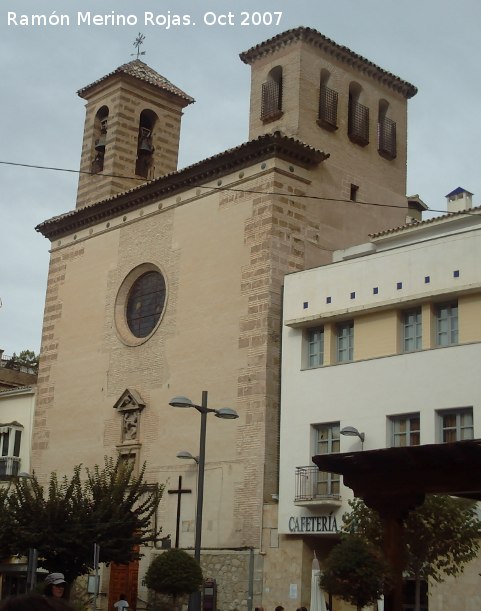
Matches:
[[0, 485, 12, 561], [145, 549, 203, 611], [342, 495, 480, 611], [320, 537, 392, 611], [1, 457, 163, 583], [4, 350, 39, 373]]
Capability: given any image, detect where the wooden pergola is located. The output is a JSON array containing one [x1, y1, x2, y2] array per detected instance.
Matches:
[[312, 439, 481, 611]]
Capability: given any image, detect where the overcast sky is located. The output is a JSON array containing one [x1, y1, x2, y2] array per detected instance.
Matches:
[[1, 0, 480, 357]]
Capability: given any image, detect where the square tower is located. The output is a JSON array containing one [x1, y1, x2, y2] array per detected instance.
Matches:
[[241, 27, 417, 201], [76, 60, 194, 208]]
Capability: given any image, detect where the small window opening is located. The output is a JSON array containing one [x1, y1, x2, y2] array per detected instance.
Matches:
[[350, 184, 359, 202]]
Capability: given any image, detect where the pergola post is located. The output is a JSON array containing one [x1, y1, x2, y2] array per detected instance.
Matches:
[[312, 440, 481, 611], [363, 493, 423, 611]]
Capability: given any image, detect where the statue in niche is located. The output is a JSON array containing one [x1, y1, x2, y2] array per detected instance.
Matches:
[[123, 411, 138, 441], [113, 389, 145, 445]]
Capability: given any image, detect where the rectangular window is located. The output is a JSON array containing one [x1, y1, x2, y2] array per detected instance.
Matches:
[[439, 408, 473, 443], [307, 327, 324, 368], [314, 423, 340, 496], [436, 302, 458, 346], [0, 426, 22, 480], [13, 430, 22, 457], [0, 427, 22, 457], [403, 308, 422, 352], [337, 321, 354, 362], [1, 430, 9, 457], [390, 414, 420, 447], [350, 184, 359, 202]]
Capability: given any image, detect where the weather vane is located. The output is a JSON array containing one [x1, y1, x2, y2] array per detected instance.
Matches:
[[132, 33, 146, 59]]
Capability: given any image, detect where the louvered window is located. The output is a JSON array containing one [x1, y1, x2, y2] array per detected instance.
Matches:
[[261, 70, 283, 121], [378, 116, 397, 159], [348, 100, 369, 146], [318, 85, 338, 130]]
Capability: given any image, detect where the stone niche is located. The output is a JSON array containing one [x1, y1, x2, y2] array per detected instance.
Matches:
[[113, 388, 146, 458]]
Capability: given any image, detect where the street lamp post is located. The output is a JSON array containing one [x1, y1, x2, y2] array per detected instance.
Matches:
[[340, 425, 365, 450], [16, 472, 38, 591], [169, 391, 238, 611]]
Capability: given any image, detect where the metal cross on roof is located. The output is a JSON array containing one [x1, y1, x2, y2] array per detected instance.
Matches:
[[132, 33, 146, 59]]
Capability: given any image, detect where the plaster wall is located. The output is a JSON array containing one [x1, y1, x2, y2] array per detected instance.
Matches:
[[284, 218, 481, 326]]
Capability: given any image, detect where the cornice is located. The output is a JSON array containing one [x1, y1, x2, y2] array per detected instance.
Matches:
[[240, 27, 417, 99], [370, 206, 481, 240], [36, 133, 329, 240]]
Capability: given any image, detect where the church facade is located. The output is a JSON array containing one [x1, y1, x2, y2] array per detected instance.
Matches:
[[34, 28, 416, 609]]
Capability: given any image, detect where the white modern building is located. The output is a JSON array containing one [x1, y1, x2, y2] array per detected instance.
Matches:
[[279, 189, 481, 609]]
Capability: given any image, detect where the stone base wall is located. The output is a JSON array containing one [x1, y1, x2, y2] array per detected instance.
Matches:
[[199, 550, 262, 611], [143, 549, 262, 611]]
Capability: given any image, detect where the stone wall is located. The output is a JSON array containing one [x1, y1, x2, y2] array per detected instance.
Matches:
[[144, 549, 262, 611]]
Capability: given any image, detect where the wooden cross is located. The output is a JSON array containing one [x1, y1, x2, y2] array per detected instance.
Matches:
[[168, 475, 192, 548]]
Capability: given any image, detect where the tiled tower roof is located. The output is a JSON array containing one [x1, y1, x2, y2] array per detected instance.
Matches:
[[77, 59, 194, 105]]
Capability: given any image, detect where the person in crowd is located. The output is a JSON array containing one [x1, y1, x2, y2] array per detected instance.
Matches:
[[0, 593, 73, 611], [44, 573, 67, 599], [113, 593, 129, 610]]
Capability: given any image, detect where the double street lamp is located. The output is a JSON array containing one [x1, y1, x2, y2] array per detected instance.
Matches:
[[169, 391, 238, 611]]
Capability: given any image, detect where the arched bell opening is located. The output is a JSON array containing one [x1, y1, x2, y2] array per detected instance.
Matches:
[[91, 105, 109, 174], [135, 109, 158, 178]]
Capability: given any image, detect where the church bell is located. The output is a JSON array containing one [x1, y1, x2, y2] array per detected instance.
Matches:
[[94, 135, 106, 152], [138, 127, 153, 154], [94, 118, 108, 152]]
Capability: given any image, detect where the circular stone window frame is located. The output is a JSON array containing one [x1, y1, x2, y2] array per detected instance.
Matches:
[[114, 263, 168, 347]]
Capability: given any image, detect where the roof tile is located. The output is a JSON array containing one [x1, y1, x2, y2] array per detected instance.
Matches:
[[78, 59, 194, 105]]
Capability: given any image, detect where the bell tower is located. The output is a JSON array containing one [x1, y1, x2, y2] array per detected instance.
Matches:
[[75, 60, 194, 208], [240, 27, 417, 201]]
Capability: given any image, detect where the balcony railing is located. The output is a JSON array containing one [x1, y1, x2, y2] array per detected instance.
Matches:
[[348, 100, 370, 146], [378, 117, 397, 159], [295, 465, 341, 505], [0, 456, 21, 479]]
